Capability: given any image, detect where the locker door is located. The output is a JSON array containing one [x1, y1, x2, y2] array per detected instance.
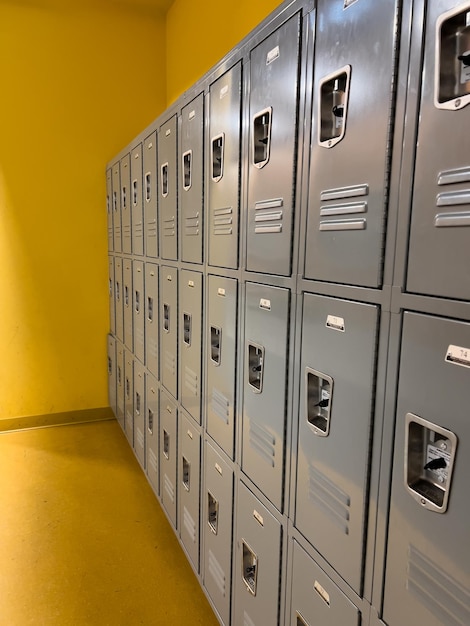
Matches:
[[203, 441, 234, 626], [180, 94, 204, 264], [108, 256, 115, 336], [146, 374, 159, 495], [206, 275, 238, 459], [133, 260, 145, 365], [178, 413, 201, 570], [160, 390, 178, 528], [124, 351, 134, 446], [407, 1, 470, 300], [114, 257, 124, 343], [123, 258, 133, 352], [234, 482, 282, 626], [112, 162, 122, 253], [294, 294, 379, 594], [289, 540, 360, 626], [242, 283, 290, 511], [133, 360, 146, 470], [159, 116, 178, 261], [247, 13, 302, 276], [144, 131, 158, 258], [208, 63, 242, 270], [145, 263, 159, 379], [116, 340, 125, 432], [160, 266, 178, 400], [107, 334, 117, 418], [305, 0, 400, 287], [106, 168, 114, 252], [383, 312, 470, 626], [131, 143, 144, 256], [121, 153, 132, 254], [180, 270, 203, 424]]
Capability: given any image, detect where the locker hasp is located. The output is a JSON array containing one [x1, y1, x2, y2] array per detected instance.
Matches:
[[241, 540, 258, 595]]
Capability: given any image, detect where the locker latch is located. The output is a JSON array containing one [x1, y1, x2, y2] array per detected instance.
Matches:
[[183, 150, 192, 191], [132, 179, 138, 206], [161, 163, 169, 197], [182, 456, 190, 491], [147, 409, 154, 434], [163, 304, 170, 332], [318, 66, 351, 148], [306, 368, 334, 437], [145, 173, 151, 202], [253, 107, 272, 169], [163, 430, 170, 460], [295, 612, 309, 626], [135, 392, 141, 415], [210, 326, 221, 365], [135, 290, 140, 314], [241, 540, 258, 596], [248, 343, 265, 393], [208, 492, 219, 534], [108, 357, 113, 375], [211, 133, 224, 182], [183, 313, 192, 346], [147, 297, 153, 322]]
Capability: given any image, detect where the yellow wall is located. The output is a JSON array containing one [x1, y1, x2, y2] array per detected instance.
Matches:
[[165, 0, 283, 104], [0, 1, 166, 420]]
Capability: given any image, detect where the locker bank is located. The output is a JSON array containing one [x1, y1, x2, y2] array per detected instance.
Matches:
[[1, 0, 469, 624]]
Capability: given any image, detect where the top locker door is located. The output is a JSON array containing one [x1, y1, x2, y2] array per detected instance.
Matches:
[[106, 169, 113, 252], [131, 143, 144, 257], [180, 94, 204, 264], [112, 162, 122, 253], [304, 0, 400, 288], [246, 13, 302, 276], [407, 1, 470, 300], [208, 63, 242, 270], [121, 153, 132, 255], [144, 131, 158, 259], [159, 116, 178, 261]]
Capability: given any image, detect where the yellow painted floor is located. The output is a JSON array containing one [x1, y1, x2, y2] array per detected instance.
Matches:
[[0, 418, 219, 625]]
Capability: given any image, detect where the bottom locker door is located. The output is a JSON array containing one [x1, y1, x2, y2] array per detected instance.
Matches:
[[116, 341, 125, 432], [160, 389, 178, 528], [234, 482, 282, 626], [383, 312, 470, 626], [124, 351, 134, 446], [179, 412, 201, 571], [107, 335, 117, 417], [289, 540, 360, 626], [203, 441, 234, 626], [146, 374, 159, 495], [133, 361, 146, 469]]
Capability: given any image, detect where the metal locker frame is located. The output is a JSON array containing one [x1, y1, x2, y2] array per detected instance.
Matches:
[[121, 153, 132, 254], [160, 389, 178, 528], [123, 258, 133, 352], [106, 168, 114, 252], [111, 161, 122, 254], [114, 256, 124, 343], [133, 260, 145, 365], [131, 143, 144, 257], [133, 360, 146, 470], [144, 130, 158, 259], [145, 262, 159, 379], [116, 340, 125, 432], [124, 351, 134, 447], [146, 373, 159, 496], [159, 115, 178, 261], [107, 334, 117, 418]]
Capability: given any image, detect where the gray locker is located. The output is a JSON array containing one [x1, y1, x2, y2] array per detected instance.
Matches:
[[383, 312, 470, 626], [289, 540, 360, 626], [242, 283, 290, 511], [106, 168, 113, 252], [180, 94, 204, 264], [108, 256, 115, 335], [116, 340, 125, 432], [234, 482, 282, 626], [133, 260, 145, 365], [146, 374, 159, 495], [121, 153, 132, 254], [159, 115, 178, 261], [123, 258, 133, 352], [112, 161, 122, 253], [294, 294, 379, 594], [160, 266, 178, 400], [406, 1, 470, 300], [144, 131, 158, 259], [133, 360, 146, 470], [246, 13, 302, 276], [107, 334, 117, 418], [203, 441, 234, 626], [124, 351, 134, 446], [304, 0, 400, 288], [208, 63, 242, 270], [206, 275, 238, 459], [179, 270, 203, 424], [178, 412, 201, 570], [145, 263, 159, 379], [114, 256, 124, 343], [160, 389, 178, 528], [131, 143, 144, 256]]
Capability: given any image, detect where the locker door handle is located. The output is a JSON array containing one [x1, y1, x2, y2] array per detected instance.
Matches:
[[147, 409, 154, 434], [242, 540, 258, 596], [458, 53, 470, 66], [125, 286, 129, 307], [207, 492, 219, 534], [145, 173, 151, 202], [135, 392, 141, 415], [132, 179, 138, 206], [182, 456, 190, 491], [125, 377, 130, 399], [109, 278, 113, 296], [163, 430, 170, 459], [163, 304, 170, 332], [147, 297, 153, 322], [108, 357, 113, 375], [113, 191, 118, 211], [210, 326, 221, 365], [117, 365, 122, 385], [248, 343, 264, 392], [253, 107, 272, 169], [182, 150, 192, 191], [183, 313, 192, 346], [318, 66, 351, 148], [135, 290, 140, 313], [116, 281, 121, 302], [122, 186, 127, 209], [306, 368, 334, 437], [161, 163, 169, 197], [106, 195, 110, 214], [211, 133, 224, 182]]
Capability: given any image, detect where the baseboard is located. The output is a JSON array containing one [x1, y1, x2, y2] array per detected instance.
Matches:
[[0, 407, 115, 432]]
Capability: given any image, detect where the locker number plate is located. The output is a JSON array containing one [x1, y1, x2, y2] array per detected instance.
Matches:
[[326, 315, 345, 332], [445, 344, 470, 368]]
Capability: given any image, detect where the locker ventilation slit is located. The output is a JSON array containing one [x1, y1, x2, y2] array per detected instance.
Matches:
[[254, 198, 283, 234], [183, 506, 197, 542], [308, 465, 351, 535], [319, 184, 369, 231], [184, 366, 199, 396], [213, 207, 233, 235], [211, 388, 230, 424], [435, 169, 470, 227], [208, 549, 226, 595], [248, 421, 276, 467], [149, 448, 157, 473], [164, 474, 174, 502]]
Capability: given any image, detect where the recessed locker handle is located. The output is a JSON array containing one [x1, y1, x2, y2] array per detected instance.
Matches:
[[108, 357, 112, 375], [207, 492, 219, 534], [163, 303, 170, 332], [253, 107, 272, 169], [161, 163, 168, 197], [210, 326, 221, 365], [318, 66, 351, 148], [145, 173, 151, 202], [125, 285, 129, 307], [132, 179, 138, 206], [248, 343, 264, 393], [122, 185, 127, 209], [117, 365, 122, 385], [163, 429, 170, 459], [458, 53, 470, 66], [147, 296, 153, 322], [183, 313, 192, 346], [242, 540, 258, 596], [135, 290, 140, 313], [135, 391, 141, 415], [306, 368, 334, 437], [182, 150, 192, 191], [147, 409, 154, 434], [182, 456, 190, 491], [211, 134, 224, 182], [116, 281, 120, 302], [113, 191, 117, 211]]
